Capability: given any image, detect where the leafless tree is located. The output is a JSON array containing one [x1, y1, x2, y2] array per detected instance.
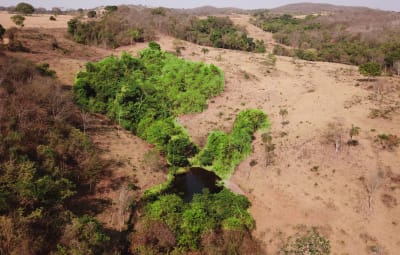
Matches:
[[48, 86, 73, 122], [79, 110, 90, 134], [0, 216, 17, 254], [323, 122, 344, 153], [118, 185, 132, 231], [362, 166, 385, 211], [11, 94, 39, 131]]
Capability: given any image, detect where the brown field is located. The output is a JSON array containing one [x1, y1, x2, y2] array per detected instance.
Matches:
[[2, 12, 400, 254], [0, 12, 74, 29]]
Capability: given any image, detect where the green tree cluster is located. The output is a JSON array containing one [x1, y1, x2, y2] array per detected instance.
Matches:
[[66, 10, 265, 53], [194, 109, 270, 178], [67, 18, 118, 47], [138, 189, 256, 253], [73, 43, 268, 254], [258, 14, 301, 33], [74, 43, 224, 166], [15, 2, 35, 15], [177, 16, 266, 52]]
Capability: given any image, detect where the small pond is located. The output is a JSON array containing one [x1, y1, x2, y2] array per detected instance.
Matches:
[[168, 167, 222, 202]]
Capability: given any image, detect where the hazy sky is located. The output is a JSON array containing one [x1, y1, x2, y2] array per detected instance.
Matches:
[[2, 0, 400, 11]]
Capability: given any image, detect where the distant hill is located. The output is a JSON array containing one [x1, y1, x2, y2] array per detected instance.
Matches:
[[270, 2, 372, 14], [178, 5, 247, 15]]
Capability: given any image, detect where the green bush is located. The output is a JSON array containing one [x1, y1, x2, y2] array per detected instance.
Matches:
[[295, 48, 318, 61], [176, 16, 265, 52], [194, 109, 270, 178], [11, 15, 25, 27], [167, 135, 198, 166], [359, 62, 381, 79], [36, 63, 56, 77]]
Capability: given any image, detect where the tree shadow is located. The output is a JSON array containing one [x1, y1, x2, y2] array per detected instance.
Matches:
[[67, 197, 112, 216], [357, 78, 377, 82]]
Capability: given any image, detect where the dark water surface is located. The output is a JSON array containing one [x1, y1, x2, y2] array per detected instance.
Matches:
[[168, 167, 222, 202]]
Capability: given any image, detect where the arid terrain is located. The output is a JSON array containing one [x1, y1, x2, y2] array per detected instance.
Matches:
[[2, 11, 399, 254]]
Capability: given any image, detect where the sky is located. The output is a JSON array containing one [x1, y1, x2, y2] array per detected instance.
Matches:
[[1, 0, 400, 12]]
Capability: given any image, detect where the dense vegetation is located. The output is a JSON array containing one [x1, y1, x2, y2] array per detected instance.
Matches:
[[74, 42, 224, 166], [132, 189, 260, 254], [174, 16, 266, 52], [74, 43, 267, 254], [252, 12, 400, 73], [67, 5, 265, 52], [0, 56, 110, 254], [194, 109, 270, 178]]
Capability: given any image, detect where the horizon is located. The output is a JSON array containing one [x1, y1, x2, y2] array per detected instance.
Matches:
[[1, 0, 400, 12]]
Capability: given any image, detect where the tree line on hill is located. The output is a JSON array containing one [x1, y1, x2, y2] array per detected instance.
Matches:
[[66, 5, 266, 52], [0, 55, 114, 254], [252, 11, 400, 74]]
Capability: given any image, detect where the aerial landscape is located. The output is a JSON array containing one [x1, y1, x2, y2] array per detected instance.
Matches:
[[0, 1, 399, 254]]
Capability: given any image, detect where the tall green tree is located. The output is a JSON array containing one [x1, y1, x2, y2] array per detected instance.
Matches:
[[15, 2, 35, 15]]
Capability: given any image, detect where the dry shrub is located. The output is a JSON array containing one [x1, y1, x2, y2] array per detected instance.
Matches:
[[131, 219, 176, 255], [201, 230, 262, 255], [322, 122, 345, 152], [376, 134, 400, 150], [381, 194, 398, 208]]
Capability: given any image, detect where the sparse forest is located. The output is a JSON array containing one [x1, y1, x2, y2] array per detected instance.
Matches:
[[0, 56, 109, 254], [252, 11, 400, 73], [67, 6, 265, 52]]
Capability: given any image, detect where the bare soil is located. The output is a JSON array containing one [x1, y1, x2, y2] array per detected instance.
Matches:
[[3, 12, 399, 254], [0, 12, 73, 29]]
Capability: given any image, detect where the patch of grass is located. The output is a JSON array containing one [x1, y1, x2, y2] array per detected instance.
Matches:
[[376, 134, 400, 150]]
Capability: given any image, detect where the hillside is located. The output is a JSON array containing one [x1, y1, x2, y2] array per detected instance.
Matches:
[[270, 2, 373, 14], [1, 3, 400, 255]]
